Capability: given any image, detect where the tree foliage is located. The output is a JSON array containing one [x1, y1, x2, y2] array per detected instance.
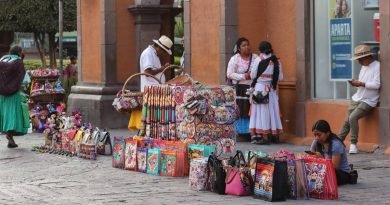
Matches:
[[0, 0, 76, 68], [0, 0, 76, 33]]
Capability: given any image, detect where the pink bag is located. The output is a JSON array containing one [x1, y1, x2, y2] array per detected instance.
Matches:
[[225, 168, 253, 196]]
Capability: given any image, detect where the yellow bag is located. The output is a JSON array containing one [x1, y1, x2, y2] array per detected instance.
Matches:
[[75, 130, 85, 142]]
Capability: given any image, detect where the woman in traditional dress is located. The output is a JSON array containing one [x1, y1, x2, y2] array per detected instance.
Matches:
[[249, 41, 283, 144], [226, 37, 259, 141], [0, 46, 29, 148]]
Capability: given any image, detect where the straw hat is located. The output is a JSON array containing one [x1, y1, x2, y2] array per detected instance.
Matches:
[[351, 45, 374, 60], [153, 35, 173, 55]]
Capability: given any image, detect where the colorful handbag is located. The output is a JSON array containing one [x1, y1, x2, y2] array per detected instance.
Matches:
[[287, 160, 297, 199], [97, 129, 112, 155], [225, 151, 254, 196], [112, 137, 125, 169], [253, 157, 288, 202], [294, 159, 309, 199], [146, 148, 161, 175], [124, 139, 137, 171], [113, 73, 161, 113], [161, 150, 178, 177], [225, 167, 253, 196], [136, 147, 148, 173], [303, 157, 338, 200], [189, 157, 208, 191], [188, 144, 216, 162]]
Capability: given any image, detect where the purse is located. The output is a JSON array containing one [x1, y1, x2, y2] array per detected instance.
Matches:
[[253, 157, 289, 202], [252, 91, 269, 104], [225, 150, 254, 196], [113, 73, 161, 113], [124, 138, 138, 171], [112, 137, 126, 169], [206, 153, 226, 194], [189, 157, 209, 191], [96, 129, 112, 155]]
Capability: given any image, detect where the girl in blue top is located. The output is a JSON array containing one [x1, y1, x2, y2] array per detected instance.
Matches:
[[310, 120, 351, 185]]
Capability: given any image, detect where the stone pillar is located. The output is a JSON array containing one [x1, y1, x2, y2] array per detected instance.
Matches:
[[219, 0, 238, 84], [183, 0, 191, 74], [68, 0, 128, 129], [295, 0, 312, 137], [379, 0, 390, 146]]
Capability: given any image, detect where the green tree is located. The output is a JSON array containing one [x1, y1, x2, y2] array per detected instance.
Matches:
[[0, 0, 76, 68]]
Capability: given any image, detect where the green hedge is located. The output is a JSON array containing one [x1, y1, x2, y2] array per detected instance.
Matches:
[[24, 59, 71, 70]]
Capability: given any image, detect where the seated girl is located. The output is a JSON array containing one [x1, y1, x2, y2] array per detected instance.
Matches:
[[310, 120, 352, 185]]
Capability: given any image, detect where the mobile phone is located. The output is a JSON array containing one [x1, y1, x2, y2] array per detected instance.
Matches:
[[305, 150, 316, 155], [347, 80, 352, 84]]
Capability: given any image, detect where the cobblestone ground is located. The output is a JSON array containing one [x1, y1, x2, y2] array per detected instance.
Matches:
[[0, 130, 390, 205]]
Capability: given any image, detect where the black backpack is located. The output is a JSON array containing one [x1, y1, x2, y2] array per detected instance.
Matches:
[[0, 59, 26, 96]]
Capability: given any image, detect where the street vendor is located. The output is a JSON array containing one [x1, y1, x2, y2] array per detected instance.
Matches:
[[139, 35, 173, 91], [128, 35, 173, 132]]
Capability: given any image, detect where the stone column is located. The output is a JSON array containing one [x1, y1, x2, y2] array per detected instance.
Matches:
[[295, 0, 312, 137], [379, 0, 390, 146], [183, 0, 191, 74], [68, 0, 128, 128], [219, 0, 238, 84]]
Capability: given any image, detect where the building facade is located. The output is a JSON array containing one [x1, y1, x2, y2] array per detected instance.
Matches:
[[72, 0, 390, 152]]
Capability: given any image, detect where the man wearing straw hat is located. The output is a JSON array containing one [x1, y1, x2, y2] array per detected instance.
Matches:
[[338, 44, 380, 154], [140, 35, 173, 91]]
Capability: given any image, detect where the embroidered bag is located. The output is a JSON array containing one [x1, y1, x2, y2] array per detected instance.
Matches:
[[295, 158, 309, 199], [303, 157, 338, 200], [124, 138, 138, 171], [161, 150, 178, 177], [146, 148, 161, 175], [112, 137, 125, 169], [136, 147, 148, 173], [253, 157, 288, 202], [188, 144, 216, 163]]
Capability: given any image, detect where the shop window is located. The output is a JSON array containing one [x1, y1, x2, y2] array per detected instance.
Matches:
[[313, 0, 379, 100]]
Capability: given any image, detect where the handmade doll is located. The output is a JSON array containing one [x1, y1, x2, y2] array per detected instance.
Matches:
[[44, 79, 52, 90], [54, 80, 65, 93], [32, 82, 40, 92], [56, 102, 66, 114], [47, 104, 57, 115]]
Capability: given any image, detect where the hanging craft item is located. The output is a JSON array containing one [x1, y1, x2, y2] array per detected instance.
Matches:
[[113, 73, 161, 113]]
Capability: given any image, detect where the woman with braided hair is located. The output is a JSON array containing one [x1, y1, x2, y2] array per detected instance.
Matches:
[[249, 41, 283, 144]]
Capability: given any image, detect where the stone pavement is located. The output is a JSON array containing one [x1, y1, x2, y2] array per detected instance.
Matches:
[[0, 130, 390, 205]]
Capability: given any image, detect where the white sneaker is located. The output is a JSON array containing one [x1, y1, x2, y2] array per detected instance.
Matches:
[[349, 144, 358, 154]]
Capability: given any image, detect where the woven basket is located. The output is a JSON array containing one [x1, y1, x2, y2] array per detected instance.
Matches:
[[113, 73, 161, 113], [30, 93, 65, 104], [160, 65, 193, 87]]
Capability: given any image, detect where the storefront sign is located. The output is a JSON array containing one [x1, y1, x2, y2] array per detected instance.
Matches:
[[329, 0, 352, 80]]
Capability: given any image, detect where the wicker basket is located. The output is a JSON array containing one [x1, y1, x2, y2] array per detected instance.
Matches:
[[113, 73, 161, 113], [29, 93, 65, 104], [160, 65, 193, 87]]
